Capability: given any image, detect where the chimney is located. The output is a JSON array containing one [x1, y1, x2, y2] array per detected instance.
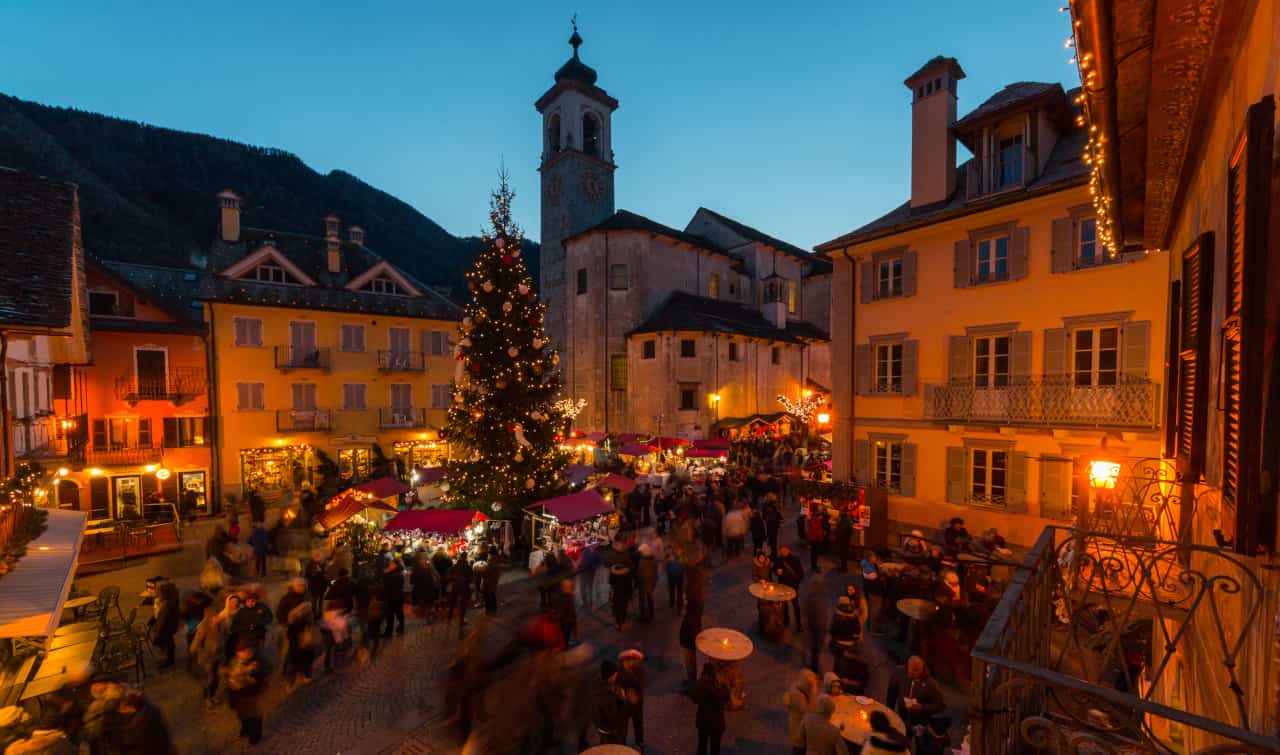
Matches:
[[326, 238, 342, 274], [348, 225, 365, 246], [323, 214, 340, 239], [904, 56, 965, 208], [218, 189, 242, 242]]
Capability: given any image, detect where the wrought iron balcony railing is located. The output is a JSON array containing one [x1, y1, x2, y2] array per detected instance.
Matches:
[[87, 443, 163, 467], [377, 350, 426, 372], [379, 407, 427, 429], [276, 409, 331, 432], [924, 377, 1159, 429], [969, 525, 1280, 754], [114, 366, 207, 404], [273, 346, 330, 371]]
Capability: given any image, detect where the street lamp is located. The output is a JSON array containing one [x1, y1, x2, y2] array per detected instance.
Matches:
[[816, 412, 831, 426], [1088, 460, 1120, 490], [709, 393, 721, 422]]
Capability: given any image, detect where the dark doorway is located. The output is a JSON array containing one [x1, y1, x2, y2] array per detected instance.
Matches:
[[135, 349, 168, 398]]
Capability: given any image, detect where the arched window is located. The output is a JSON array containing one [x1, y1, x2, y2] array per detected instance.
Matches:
[[582, 112, 601, 158], [546, 114, 561, 156]]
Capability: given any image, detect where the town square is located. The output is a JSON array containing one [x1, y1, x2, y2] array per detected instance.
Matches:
[[1, 1, 1279, 753]]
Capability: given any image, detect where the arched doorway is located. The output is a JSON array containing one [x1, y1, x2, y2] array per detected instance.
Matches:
[[56, 479, 80, 511]]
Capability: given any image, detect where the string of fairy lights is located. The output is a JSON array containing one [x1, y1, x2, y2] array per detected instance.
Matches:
[[444, 178, 569, 515], [1064, 2, 1118, 258]]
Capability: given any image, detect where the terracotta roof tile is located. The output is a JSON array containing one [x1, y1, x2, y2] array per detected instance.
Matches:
[[0, 168, 77, 329]]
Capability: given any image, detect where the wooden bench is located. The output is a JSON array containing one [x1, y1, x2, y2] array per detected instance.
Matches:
[[0, 654, 38, 706]]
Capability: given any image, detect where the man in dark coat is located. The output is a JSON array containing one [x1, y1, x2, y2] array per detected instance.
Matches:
[[230, 590, 274, 650], [773, 545, 806, 631], [635, 545, 659, 622], [763, 497, 784, 556], [382, 559, 406, 636], [886, 656, 946, 731], [326, 568, 356, 613], [592, 660, 628, 745], [276, 578, 309, 628]]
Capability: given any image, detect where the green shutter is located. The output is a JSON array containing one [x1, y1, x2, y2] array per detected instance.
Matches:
[[900, 443, 918, 498], [854, 439, 871, 485], [1006, 451, 1028, 513], [946, 446, 967, 504]]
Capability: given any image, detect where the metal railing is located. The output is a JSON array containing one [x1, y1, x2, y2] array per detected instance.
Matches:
[[377, 350, 426, 372], [114, 366, 207, 402], [273, 346, 330, 371], [379, 407, 427, 429], [924, 377, 1159, 429], [969, 525, 1280, 754], [13, 413, 88, 463], [87, 443, 162, 467], [276, 409, 331, 432]]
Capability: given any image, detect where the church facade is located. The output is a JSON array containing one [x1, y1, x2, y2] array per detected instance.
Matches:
[[536, 30, 831, 438]]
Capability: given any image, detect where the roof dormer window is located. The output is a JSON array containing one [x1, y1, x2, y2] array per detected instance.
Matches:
[[998, 135, 1024, 189], [252, 263, 295, 284], [366, 276, 402, 295]]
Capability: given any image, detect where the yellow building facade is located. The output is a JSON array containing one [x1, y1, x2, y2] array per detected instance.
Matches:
[[821, 61, 1169, 546]]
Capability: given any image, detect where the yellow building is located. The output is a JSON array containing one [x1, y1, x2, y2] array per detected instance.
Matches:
[[818, 59, 1168, 546], [202, 192, 460, 502]]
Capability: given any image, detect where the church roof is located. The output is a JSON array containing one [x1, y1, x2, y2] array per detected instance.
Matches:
[[555, 30, 598, 86], [693, 208, 832, 274], [627, 291, 826, 344], [567, 210, 742, 269]]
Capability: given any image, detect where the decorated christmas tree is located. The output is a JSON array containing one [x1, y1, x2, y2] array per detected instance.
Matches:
[[445, 178, 569, 517]]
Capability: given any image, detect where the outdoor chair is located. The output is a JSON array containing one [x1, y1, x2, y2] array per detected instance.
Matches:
[[101, 606, 137, 641], [92, 586, 125, 626], [97, 637, 143, 685]]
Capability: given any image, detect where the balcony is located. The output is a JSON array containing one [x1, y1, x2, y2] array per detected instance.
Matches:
[[924, 377, 1159, 429], [114, 366, 207, 405], [276, 409, 332, 432], [969, 524, 1279, 754], [274, 346, 330, 371], [13, 413, 88, 464], [377, 350, 426, 372], [379, 407, 428, 429], [87, 443, 162, 467]]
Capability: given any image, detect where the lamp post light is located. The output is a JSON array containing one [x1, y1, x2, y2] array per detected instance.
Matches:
[[709, 393, 721, 423]]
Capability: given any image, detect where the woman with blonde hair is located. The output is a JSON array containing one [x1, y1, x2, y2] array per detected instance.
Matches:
[[783, 668, 819, 755]]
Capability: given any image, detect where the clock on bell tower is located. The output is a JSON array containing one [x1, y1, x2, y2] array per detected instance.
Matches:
[[536, 22, 618, 357]]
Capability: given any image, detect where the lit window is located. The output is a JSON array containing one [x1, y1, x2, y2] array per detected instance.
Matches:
[[708, 272, 720, 300], [875, 343, 903, 393], [970, 448, 1008, 505], [975, 236, 1009, 283], [874, 441, 902, 492], [1072, 326, 1119, 386], [787, 281, 798, 314], [974, 335, 1010, 388]]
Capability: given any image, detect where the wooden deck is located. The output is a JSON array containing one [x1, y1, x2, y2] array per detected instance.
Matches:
[[75, 521, 182, 574]]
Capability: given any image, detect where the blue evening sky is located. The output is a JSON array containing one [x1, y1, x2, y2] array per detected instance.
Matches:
[[1, 1, 1078, 250]]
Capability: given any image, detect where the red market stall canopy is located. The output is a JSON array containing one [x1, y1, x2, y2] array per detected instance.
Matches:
[[618, 442, 656, 456], [352, 477, 411, 499], [415, 467, 448, 484], [692, 439, 731, 450], [685, 448, 728, 459], [384, 509, 475, 534], [650, 436, 691, 449], [564, 464, 595, 486], [615, 433, 649, 444], [530, 490, 613, 523], [594, 473, 636, 492], [584, 432, 609, 443], [316, 497, 368, 530]]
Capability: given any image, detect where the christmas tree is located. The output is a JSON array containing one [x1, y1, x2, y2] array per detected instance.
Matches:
[[445, 178, 569, 517]]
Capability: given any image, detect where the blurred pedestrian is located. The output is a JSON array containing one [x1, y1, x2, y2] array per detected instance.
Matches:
[[783, 669, 819, 755], [635, 544, 658, 622], [693, 663, 729, 755], [799, 694, 848, 755], [225, 639, 269, 745], [618, 649, 647, 750]]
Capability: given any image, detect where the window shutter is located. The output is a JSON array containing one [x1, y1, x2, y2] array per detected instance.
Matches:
[[901, 251, 918, 297], [92, 419, 107, 448], [1009, 227, 1030, 280], [1051, 217, 1074, 273], [1039, 456, 1071, 520], [901, 340, 919, 396], [945, 447, 967, 504], [1163, 280, 1182, 458], [854, 344, 872, 396], [948, 336, 970, 383], [859, 261, 874, 303], [899, 443, 917, 497], [89, 478, 110, 520], [236, 383, 248, 410], [138, 419, 152, 448], [1175, 233, 1214, 477], [1043, 328, 1068, 378], [252, 383, 265, 410], [953, 240, 971, 288], [1006, 451, 1028, 513], [163, 417, 177, 448], [853, 439, 871, 484], [1120, 320, 1150, 381], [234, 318, 245, 346], [1222, 326, 1243, 510], [1011, 330, 1032, 383]]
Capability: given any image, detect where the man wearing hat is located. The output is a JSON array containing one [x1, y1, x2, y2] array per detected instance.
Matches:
[[609, 562, 634, 631], [591, 660, 627, 745], [618, 649, 647, 751]]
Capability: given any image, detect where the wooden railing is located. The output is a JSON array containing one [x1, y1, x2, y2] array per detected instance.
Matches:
[[925, 377, 1159, 429]]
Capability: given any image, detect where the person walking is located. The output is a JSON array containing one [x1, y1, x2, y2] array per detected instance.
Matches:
[[665, 552, 685, 613], [806, 502, 828, 572], [446, 555, 472, 629], [799, 694, 849, 755], [693, 663, 729, 755], [724, 502, 748, 558], [783, 669, 819, 755], [190, 603, 224, 705], [410, 554, 440, 620], [305, 551, 329, 617], [248, 523, 270, 578], [764, 497, 784, 556], [679, 606, 703, 691], [773, 545, 806, 631], [749, 504, 767, 554], [478, 556, 502, 616], [225, 639, 270, 746], [591, 660, 628, 745], [382, 559, 407, 637], [635, 545, 658, 623], [618, 649, 647, 751], [833, 508, 854, 572], [801, 571, 831, 673], [230, 588, 273, 653], [609, 563, 633, 631], [550, 579, 578, 644], [150, 581, 181, 670]]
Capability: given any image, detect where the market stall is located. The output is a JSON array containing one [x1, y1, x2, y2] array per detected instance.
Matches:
[[314, 483, 401, 531], [795, 479, 888, 549], [381, 508, 508, 555], [564, 463, 595, 487], [526, 489, 615, 558]]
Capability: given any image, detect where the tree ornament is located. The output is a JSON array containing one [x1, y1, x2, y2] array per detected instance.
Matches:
[[495, 380, 507, 389], [527, 316, 538, 325], [495, 237, 506, 249], [501, 254, 513, 265], [530, 410, 544, 421], [518, 283, 530, 296], [526, 478, 536, 490], [482, 281, 494, 293], [514, 452, 524, 462], [532, 338, 544, 349], [512, 423, 532, 448], [493, 501, 503, 511], [502, 301, 513, 313], [551, 353, 560, 365], [507, 346, 519, 358]]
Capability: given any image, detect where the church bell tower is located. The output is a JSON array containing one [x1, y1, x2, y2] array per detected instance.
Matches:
[[536, 23, 618, 360]]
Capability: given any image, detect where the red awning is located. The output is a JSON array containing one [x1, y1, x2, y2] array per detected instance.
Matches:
[[618, 443, 656, 456], [316, 497, 367, 530], [650, 436, 691, 449], [384, 509, 475, 534], [353, 477, 411, 499], [692, 439, 731, 450], [595, 473, 636, 492], [530, 490, 613, 523], [615, 433, 649, 444], [685, 448, 727, 459], [585, 432, 609, 442]]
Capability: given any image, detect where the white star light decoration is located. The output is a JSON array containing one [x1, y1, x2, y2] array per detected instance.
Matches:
[[777, 393, 825, 422], [554, 398, 587, 420]]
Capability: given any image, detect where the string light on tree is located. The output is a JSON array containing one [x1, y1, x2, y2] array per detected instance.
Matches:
[[777, 392, 826, 423], [444, 175, 570, 517], [553, 398, 588, 422]]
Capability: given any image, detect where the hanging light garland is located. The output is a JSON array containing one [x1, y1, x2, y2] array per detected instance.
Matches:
[[1065, 1, 1119, 258], [553, 398, 587, 421], [777, 393, 826, 423]]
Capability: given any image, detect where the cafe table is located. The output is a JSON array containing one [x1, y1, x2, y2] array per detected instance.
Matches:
[[48, 630, 99, 652], [830, 694, 906, 746], [747, 581, 796, 641], [579, 746, 639, 755], [696, 627, 753, 710], [54, 621, 99, 637], [61, 596, 98, 620], [33, 641, 98, 681], [897, 598, 939, 655]]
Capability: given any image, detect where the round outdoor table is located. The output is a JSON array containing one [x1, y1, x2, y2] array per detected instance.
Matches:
[[830, 695, 905, 746], [579, 746, 639, 755], [748, 581, 796, 641], [696, 628, 753, 710], [897, 598, 938, 656]]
